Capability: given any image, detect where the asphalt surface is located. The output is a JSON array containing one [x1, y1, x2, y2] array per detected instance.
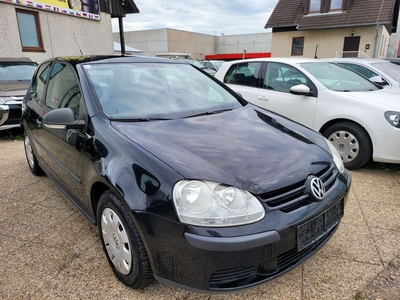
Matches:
[[1, 138, 400, 300]]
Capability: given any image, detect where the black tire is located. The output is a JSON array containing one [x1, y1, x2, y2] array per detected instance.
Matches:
[[323, 122, 372, 170], [97, 191, 153, 289], [23, 132, 44, 175]]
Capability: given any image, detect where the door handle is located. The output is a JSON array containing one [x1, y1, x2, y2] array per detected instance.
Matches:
[[258, 96, 269, 101]]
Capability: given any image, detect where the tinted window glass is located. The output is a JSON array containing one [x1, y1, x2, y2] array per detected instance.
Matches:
[[45, 63, 80, 118], [32, 62, 51, 102], [264, 62, 309, 93], [224, 62, 262, 87]]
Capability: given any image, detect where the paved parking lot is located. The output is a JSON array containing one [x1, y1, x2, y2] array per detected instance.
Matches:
[[1, 138, 400, 300]]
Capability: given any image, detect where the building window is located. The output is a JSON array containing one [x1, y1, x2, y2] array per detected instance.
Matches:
[[308, 0, 344, 14], [292, 37, 304, 56], [16, 9, 44, 52], [330, 0, 343, 10], [309, 0, 321, 12]]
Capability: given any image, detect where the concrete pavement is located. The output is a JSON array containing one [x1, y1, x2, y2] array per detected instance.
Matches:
[[1, 139, 400, 299]]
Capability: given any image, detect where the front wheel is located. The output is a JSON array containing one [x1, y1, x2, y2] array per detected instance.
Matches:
[[323, 122, 372, 170], [97, 191, 153, 288]]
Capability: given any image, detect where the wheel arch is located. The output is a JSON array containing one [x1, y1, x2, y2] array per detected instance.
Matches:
[[319, 118, 373, 148]]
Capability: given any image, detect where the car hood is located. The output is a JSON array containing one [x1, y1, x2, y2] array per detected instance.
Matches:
[[0, 81, 30, 97], [111, 106, 332, 195]]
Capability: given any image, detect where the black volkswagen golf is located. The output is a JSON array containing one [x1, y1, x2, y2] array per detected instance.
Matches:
[[21, 55, 351, 293]]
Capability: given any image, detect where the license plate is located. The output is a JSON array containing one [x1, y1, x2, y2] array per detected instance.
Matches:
[[297, 199, 343, 251]]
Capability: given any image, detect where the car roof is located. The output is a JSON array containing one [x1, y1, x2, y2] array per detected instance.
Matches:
[[0, 57, 37, 64], [322, 57, 389, 64], [223, 57, 319, 65], [40, 55, 186, 67]]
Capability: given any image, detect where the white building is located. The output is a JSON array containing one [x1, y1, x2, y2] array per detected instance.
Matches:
[[0, 0, 138, 63]]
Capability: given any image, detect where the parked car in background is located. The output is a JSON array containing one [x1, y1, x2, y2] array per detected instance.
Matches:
[[322, 58, 400, 89], [385, 58, 400, 66], [178, 58, 216, 76], [215, 58, 400, 170], [0, 57, 37, 131], [200, 60, 226, 71], [22, 55, 351, 293]]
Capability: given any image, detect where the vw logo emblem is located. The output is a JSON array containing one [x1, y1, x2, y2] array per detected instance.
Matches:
[[310, 177, 325, 201]]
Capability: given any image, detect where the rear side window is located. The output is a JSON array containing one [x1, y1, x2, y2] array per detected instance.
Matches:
[[224, 62, 262, 88], [32, 62, 51, 102]]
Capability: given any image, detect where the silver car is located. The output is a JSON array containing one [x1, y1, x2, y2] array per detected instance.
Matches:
[[323, 58, 400, 89]]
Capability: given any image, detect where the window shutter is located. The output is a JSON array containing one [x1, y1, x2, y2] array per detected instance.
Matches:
[[343, 0, 349, 10], [321, 0, 329, 13], [303, 0, 309, 14]]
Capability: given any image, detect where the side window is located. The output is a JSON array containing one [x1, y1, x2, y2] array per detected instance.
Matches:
[[340, 63, 378, 79], [223, 62, 262, 87], [264, 63, 309, 93], [32, 62, 51, 102], [45, 63, 81, 119]]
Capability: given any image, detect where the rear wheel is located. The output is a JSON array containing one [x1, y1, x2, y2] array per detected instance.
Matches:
[[97, 191, 153, 288], [23, 132, 44, 175], [323, 122, 372, 170]]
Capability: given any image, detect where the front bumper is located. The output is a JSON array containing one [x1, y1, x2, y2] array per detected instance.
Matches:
[[0, 101, 22, 131], [136, 169, 351, 293]]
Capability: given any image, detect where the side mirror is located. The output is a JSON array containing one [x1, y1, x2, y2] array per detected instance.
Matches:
[[43, 108, 85, 130], [290, 84, 313, 96], [369, 76, 388, 86]]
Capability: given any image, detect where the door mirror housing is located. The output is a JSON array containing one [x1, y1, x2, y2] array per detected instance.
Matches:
[[43, 108, 85, 130], [369, 76, 388, 86], [290, 84, 313, 96]]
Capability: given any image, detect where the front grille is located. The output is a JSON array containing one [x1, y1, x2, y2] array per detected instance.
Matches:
[[5, 104, 22, 124], [208, 222, 339, 290], [258, 164, 338, 213], [209, 265, 257, 288]]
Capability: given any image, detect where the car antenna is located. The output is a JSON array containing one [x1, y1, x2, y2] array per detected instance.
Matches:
[[73, 33, 83, 55]]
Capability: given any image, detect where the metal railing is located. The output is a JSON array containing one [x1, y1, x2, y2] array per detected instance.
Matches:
[[335, 51, 370, 58]]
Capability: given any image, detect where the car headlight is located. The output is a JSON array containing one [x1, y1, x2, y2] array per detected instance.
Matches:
[[326, 138, 345, 174], [173, 180, 265, 227], [384, 111, 400, 128]]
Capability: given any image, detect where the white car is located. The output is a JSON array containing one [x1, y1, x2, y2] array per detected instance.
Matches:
[[215, 58, 400, 169], [322, 58, 400, 89]]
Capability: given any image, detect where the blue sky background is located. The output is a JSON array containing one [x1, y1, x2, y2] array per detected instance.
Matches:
[[112, 0, 279, 35]]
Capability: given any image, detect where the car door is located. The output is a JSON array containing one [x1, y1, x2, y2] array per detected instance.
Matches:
[[24, 62, 52, 158], [36, 62, 87, 200], [256, 62, 318, 129], [223, 61, 263, 102]]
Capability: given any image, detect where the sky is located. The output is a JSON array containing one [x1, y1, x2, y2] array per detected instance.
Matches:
[[111, 0, 279, 36]]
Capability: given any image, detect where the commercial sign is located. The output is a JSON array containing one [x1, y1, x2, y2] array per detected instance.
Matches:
[[1, 0, 101, 20]]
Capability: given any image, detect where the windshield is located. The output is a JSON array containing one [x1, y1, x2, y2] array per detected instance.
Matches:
[[213, 61, 225, 70], [83, 62, 243, 120], [189, 60, 207, 69], [371, 61, 400, 83], [299, 62, 379, 92], [0, 63, 37, 81]]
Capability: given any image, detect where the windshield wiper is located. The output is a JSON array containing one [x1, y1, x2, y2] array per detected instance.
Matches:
[[183, 108, 233, 118]]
